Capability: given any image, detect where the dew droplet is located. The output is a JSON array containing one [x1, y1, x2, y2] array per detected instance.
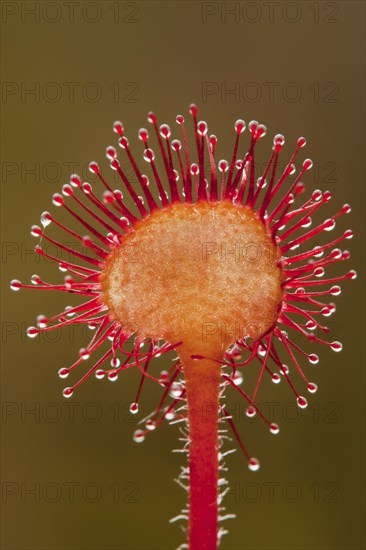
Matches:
[[273, 133, 285, 148], [79, 348, 90, 360], [70, 174, 81, 187], [95, 369, 105, 380], [10, 279, 22, 291], [159, 370, 169, 384], [63, 387, 73, 399], [313, 246, 323, 258], [307, 382, 318, 394], [246, 406, 256, 418], [171, 139, 181, 152], [52, 193, 64, 206], [88, 161, 99, 174], [331, 341, 343, 352], [129, 402, 139, 415], [303, 158, 313, 170], [330, 285, 341, 296], [249, 120, 258, 134], [138, 128, 149, 142], [297, 396, 308, 409], [232, 371, 243, 386], [169, 383, 182, 398], [58, 368, 69, 379], [31, 274, 41, 285], [272, 373, 281, 384], [235, 119, 246, 134], [331, 248, 342, 260], [270, 423, 280, 435], [113, 121, 123, 135], [189, 103, 198, 116], [108, 371, 118, 382], [133, 429, 145, 443], [119, 136, 129, 149], [280, 365, 289, 376], [27, 326, 38, 338], [146, 419, 156, 431], [248, 457, 260, 471], [62, 184, 73, 197], [110, 357, 120, 368], [143, 148, 155, 163], [324, 218, 336, 231], [190, 163, 199, 176], [256, 124, 267, 138], [308, 354, 319, 365], [106, 146, 117, 160], [82, 182, 93, 194], [197, 121, 208, 136], [30, 225, 42, 237], [40, 211, 52, 227]]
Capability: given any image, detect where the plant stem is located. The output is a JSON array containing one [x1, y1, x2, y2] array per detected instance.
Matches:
[[182, 351, 221, 550]]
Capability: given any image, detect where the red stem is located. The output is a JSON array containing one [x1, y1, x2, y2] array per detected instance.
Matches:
[[182, 352, 221, 550]]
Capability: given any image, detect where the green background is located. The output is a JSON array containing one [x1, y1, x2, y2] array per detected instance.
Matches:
[[1, 1, 365, 549]]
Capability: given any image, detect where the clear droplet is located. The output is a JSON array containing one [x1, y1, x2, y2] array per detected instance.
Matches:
[[146, 419, 156, 431], [79, 348, 90, 360], [58, 368, 69, 379], [95, 369, 105, 380], [248, 457, 260, 471], [331, 341, 343, 352], [108, 371, 118, 382], [27, 326, 38, 338], [246, 406, 256, 418], [63, 387, 73, 399], [324, 218, 336, 231], [30, 225, 42, 237], [308, 354, 319, 365], [307, 382, 318, 394], [113, 121, 124, 135], [40, 211, 52, 227], [270, 423, 280, 435], [235, 119, 246, 134], [36, 315, 48, 328], [10, 279, 21, 291], [110, 357, 120, 368], [297, 396, 308, 409], [169, 383, 182, 398], [159, 370, 169, 384], [232, 371, 243, 386], [129, 402, 139, 414], [133, 429, 145, 443]]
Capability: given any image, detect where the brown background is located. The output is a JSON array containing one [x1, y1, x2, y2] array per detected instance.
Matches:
[[1, 1, 365, 549]]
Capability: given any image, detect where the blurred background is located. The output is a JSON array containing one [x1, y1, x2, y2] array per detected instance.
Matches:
[[1, 1, 365, 549]]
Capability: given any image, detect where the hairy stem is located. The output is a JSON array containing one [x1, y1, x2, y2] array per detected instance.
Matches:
[[182, 351, 221, 550]]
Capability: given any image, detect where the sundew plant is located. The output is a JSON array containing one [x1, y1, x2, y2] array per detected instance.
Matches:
[[11, 105, 355, 550]]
